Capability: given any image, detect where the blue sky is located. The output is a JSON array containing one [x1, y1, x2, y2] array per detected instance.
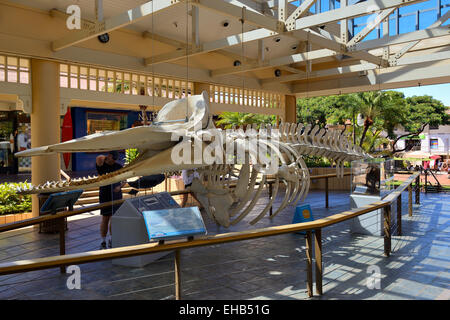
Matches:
[[290, 1, 450, 106], [393, 84, 450, 106]]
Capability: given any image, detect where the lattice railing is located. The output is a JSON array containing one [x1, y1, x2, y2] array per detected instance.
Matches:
[[58, 63, 283, 112], [209, 84, 282, 109], [0, 55, 30, 84], [59, 63, 194, 99]]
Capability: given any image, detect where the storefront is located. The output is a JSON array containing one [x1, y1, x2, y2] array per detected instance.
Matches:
[[70, 107, 153, 172], [0, 110, 30, 174], [0, 106, 153, 174]]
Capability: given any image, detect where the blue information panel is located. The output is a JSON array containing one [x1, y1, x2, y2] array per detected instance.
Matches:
[[40, 190, 83, 213], [292, 204, 315, 235], [142, 207, 207, 241]]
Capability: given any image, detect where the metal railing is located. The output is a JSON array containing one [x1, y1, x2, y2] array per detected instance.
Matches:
[[0, 172, 420, 299]]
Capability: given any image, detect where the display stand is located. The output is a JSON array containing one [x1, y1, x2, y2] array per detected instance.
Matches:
[[111, 192, 186, 267], [350, 159, 395, 236], [39, 189, 83, 273]]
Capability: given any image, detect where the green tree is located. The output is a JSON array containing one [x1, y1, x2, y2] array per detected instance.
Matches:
[[296, 94, 359, 127], [403, 95, 449, 132], [352, 91, 385, 147], [216, 112, 276, 129]]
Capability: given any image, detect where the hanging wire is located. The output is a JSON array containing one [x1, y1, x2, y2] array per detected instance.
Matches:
[[306, 30, 310, 100], [240, 7, 246, 107], [185, 0, 190, 121], [151, 0, 155, 124]]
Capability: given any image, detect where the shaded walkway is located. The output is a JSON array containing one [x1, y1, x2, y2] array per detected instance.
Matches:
[[0, 190, 448, 300]]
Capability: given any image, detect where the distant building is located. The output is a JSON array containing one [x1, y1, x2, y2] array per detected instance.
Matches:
[[395, 121, 450, 161]]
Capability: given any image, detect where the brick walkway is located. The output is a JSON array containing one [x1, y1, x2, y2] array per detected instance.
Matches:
[[394, 172, 450, 186], [0, 190, 448, 300]]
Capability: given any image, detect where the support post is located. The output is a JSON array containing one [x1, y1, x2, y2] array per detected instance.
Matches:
[[31, 59, 61, 221], [314, 228, 323, 295], [305, 231, 313, 297], [269, 182, 273, 216], [59, 217, 66, 274], [193, 82, 210, 96], [397, 194, 402, 236], [415, 175, 420, 205], [175, 249, 181, 300], [384, 205, 391, 257], [284, 95, 297, 124], [408, 185, 413, 217], [425, 170, 428, 194], [325, 177, 329, 208]]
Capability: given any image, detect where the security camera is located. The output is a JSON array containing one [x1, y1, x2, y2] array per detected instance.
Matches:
[[98, 33, 110, 43]]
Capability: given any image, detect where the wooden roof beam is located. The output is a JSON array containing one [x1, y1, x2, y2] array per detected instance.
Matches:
[[52, 0, 178, 51]]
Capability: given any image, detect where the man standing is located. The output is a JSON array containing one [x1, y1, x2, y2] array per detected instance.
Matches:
[[96, 151, 125, 249]]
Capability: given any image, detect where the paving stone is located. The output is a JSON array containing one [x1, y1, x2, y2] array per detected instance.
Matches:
[[0, 191, 449, 300]]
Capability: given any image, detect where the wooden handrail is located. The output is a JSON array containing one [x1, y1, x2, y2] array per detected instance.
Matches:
[[383, 172, 420, 203], [0, 172, 419, 276], [0, 172, 349, 234], [0, 202, 388, 275]]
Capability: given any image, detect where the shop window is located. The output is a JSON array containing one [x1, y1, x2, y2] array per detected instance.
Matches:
[[430, 139, 439, 150], [86, 112, 128, 135], [0, 111, 31, 173], [405, 139, 421, 151], [0, 113, 13, 172], [0, 56, 5, 82], [429, 124, 439, 130]]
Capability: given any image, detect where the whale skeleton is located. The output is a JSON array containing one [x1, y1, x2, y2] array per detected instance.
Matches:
[[15, 91, 369, 227]]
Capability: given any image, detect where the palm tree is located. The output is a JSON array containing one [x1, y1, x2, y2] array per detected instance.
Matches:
[[353, 91, 386, 147]]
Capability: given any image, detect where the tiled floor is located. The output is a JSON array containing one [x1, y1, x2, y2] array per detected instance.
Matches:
[[0, 190, 448, 300]]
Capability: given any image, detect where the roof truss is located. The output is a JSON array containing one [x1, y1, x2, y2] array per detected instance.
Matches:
[[47, 0, 450, 97], [52, 0, 178, 51]]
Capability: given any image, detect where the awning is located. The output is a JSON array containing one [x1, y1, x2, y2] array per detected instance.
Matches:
[[399, 134, 426, 140], [397, 151, 432, 160]]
